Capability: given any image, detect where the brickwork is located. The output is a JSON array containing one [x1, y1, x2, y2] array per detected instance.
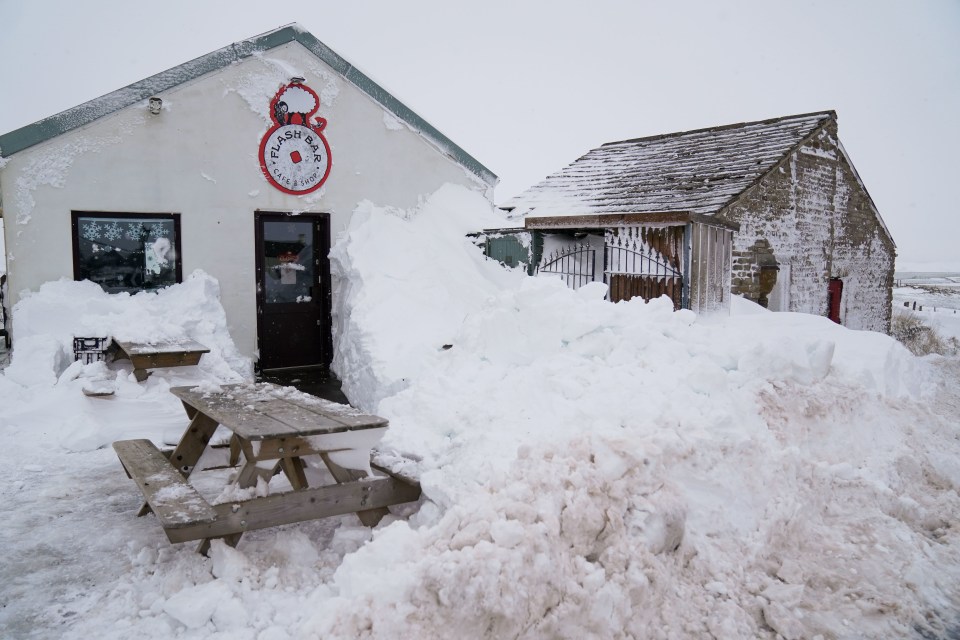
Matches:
[[715, 120, 895, 332]]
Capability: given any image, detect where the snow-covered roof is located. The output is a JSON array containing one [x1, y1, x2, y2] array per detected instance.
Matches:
[[503, 111, 836, 218], [0, 24, 496, 186]]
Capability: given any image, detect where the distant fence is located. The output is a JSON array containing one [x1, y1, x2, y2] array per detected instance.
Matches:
[[895, 276, 960, 287], [899, 300, 959, 314], [894, 275, 960, 314]]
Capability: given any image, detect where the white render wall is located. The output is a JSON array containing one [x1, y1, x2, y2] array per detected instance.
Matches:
[[0, 41, 490, 357]]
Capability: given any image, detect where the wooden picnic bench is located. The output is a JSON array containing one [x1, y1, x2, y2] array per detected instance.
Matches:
[[109, 338, 210, 381], [113, 382, 421, 553]]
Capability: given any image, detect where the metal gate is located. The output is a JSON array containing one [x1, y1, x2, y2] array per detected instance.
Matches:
[[604, 226, 684, 308], [536, 243, 596, 290]]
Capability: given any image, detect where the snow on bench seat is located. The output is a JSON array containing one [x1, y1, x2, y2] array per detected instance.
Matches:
[[112, 439, 217, 531]]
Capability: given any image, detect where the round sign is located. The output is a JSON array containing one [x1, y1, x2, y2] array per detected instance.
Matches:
[[259, 123, 332, 195]]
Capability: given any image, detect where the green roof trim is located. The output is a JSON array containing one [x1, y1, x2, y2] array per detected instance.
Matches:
[[0, 24, 497, 186]]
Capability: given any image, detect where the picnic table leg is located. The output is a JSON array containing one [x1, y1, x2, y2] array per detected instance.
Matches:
[[196, 457, 279, 555], [196, 456, 307, 554], [137, 412, 219, 517], [280, 457, 308, 490], [229, 434, 242, 467], [231, 437, 305, 490], [319, 452, 390, 527], [169, 412, 220, 476]]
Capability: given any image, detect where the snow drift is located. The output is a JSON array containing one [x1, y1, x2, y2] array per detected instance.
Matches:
[[319, 184, 958, 638], [1, 184, 958, 639], [6, 269, 251, 386]]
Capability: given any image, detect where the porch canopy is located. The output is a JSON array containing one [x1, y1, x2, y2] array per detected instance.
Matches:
[[517, 211, 738, 313]]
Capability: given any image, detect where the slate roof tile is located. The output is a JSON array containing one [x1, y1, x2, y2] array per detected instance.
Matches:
[[504, 111, 835, 218]]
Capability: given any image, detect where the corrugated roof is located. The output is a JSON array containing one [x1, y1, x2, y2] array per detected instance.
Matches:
[[0, 24, 497, 186], [503, 111, 835, 218]]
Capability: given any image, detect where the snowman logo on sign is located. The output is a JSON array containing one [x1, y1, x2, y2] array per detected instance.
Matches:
[[259, 79, 332, 195]]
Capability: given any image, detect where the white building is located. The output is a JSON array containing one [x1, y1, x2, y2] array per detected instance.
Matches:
[[0, 25, 496, 370]]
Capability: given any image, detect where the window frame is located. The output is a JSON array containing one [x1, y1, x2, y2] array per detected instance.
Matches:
[[71, 211, 183, 294]]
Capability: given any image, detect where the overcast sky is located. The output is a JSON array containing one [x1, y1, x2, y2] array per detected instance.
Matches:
[[1, 0, 957, 264]]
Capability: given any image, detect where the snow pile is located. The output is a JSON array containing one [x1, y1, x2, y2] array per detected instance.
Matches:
[[300, 423, 960, 639], [6, 269, 252, 386], [329, 183, 522, 409], [2, 185, 959, 638], [312, 185, 956, 638], [0, 270, 252, 455]]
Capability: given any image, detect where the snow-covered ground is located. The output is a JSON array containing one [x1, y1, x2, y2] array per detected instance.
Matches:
[[1, 186, 959, 639], [894, 269, 960, 344]]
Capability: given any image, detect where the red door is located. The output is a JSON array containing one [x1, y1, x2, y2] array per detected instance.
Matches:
[[827, 278, 843, 324]]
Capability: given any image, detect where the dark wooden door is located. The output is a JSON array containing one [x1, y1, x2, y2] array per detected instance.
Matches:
[[255, 212, 331, 371]]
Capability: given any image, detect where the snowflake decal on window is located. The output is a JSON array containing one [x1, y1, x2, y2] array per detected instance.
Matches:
[[125, 224, 147, 241], [148, 224, 171, 239], [102, 222, 123, 242], [81, 222, 103, 240]]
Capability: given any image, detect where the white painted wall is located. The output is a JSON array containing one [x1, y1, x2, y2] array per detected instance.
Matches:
[[0, 41, 490, 358], [767, 263, 791, 312]]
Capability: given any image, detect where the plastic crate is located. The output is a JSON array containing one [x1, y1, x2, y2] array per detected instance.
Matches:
[[74, 337, 111, 364]]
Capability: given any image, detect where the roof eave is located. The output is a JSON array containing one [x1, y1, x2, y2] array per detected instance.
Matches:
[[0, 24, 497, 186], [0, 40, 244, 158], [835, 139, 895, 248], [524, 211, 739, 231]]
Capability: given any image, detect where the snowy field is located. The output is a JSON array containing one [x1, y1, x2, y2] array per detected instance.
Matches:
[[894, 268, 960, 346], [1, 186, 959, 639]]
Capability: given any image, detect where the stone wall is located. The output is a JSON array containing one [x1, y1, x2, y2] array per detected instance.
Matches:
[[715, 120, 895, 332]]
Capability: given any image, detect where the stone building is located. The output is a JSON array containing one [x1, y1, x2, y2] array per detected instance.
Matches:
[[0, 25, 495, 370], [503, 111, 895, 331]]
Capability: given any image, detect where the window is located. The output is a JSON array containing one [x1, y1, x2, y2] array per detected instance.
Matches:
[[72, 212, 182, 294]]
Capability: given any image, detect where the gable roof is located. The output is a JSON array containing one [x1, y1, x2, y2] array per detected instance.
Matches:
[[503, 111, 836, 218], [0, 24, 496, 186]]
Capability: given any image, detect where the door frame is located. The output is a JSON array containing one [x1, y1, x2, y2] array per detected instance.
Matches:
[[254, 210, 333, 372]]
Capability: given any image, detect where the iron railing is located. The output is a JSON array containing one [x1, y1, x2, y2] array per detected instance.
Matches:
[[605, 237, 681, 280], [533, 227, 687, 308], [536, 244, 596, 290]]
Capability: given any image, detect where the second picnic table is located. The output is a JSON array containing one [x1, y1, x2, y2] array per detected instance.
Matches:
[[113, 382, 420, 553], [109, 338, 210, 381]]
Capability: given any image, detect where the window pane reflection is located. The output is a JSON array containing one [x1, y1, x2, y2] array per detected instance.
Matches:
[[263, 220, 314, 304], [75, 215, 179, 294]]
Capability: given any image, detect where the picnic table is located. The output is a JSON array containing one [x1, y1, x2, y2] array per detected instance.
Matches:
[[112, 382, 421, 553], [109, 338, 210, 381]]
